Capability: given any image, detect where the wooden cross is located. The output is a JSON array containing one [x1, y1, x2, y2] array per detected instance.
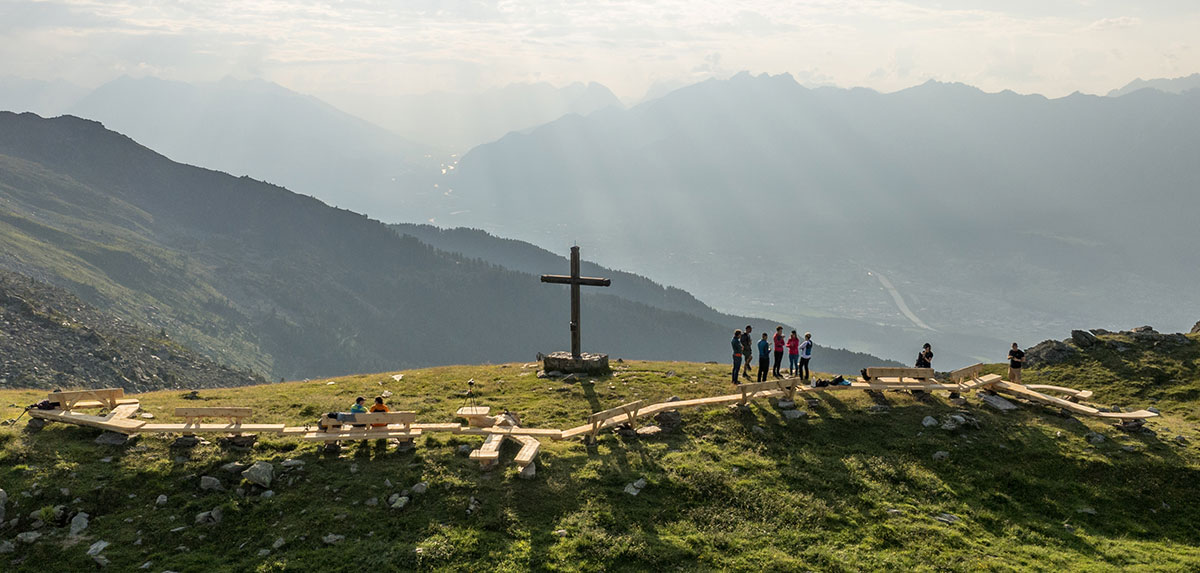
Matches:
[[540, 246, 611, 359]]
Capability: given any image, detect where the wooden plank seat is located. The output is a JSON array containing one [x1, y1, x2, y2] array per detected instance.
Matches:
[[457, 426, 563, 439], [411, 422, 468, 432], [456, 406, 496, 427], [947, 364, 1002, 391], [303, 411, 422, 441], [863, 367, 936, 382], [737, 379, 798, 403], [469, 433, 505, 466], [991, 381, 1157, 420], [1024, 385, 1094, 400], [48, 388, 137, 411], [513, 435, 540, 468], [139, 423, 286, 434], [584, 400, 645, 439], [26, 407, 146, 435]]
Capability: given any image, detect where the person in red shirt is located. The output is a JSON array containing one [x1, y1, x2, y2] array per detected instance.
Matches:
[[772, 326, 785, 378], [787, 330, 800, 376]]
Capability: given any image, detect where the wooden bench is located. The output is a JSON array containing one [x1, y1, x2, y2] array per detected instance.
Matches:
[[302, 411, 422, 441], [26, 402, 146, 434], [456, 406, 495, 427], [136, 407, 285, 435], [991, 381, 1156, 420], [48, 388, 138, 411], [584, 400, 645, 439], [948, 364, 1003, 391], [513, 435, 540, 469], [863, 367, 936, 383], [737, 379, 796, 403], [469, 433, 505, 467], [1024, 385, 1093, 401]]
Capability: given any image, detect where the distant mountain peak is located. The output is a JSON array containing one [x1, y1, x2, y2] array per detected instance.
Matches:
[[1107, 72, 1200, 97]]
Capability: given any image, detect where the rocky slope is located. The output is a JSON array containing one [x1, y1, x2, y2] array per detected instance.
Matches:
[[0, 269, 263, 391]]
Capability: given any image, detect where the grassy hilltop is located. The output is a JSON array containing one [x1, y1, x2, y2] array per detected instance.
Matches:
[[1, 334, 1199, 571]]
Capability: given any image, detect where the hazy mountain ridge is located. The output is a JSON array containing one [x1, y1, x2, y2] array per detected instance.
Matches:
[[440, 72, 1200, 365], [0, 112, 894, 379]]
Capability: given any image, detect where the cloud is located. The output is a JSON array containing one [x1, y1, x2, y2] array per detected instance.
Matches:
[[1089, 16, 1141, 30]]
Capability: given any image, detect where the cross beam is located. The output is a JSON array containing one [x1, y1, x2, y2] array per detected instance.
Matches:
[[540, 246, 611, 359]]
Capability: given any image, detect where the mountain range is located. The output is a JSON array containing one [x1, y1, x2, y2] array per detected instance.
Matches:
[[438, 72, 1200, 365], [0, 111, 892, 382]]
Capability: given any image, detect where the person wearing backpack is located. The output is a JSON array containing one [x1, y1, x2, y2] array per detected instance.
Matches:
[[757, 333, 771, 382], [798, 332, 814, 382], [731, 330, 744, 385]]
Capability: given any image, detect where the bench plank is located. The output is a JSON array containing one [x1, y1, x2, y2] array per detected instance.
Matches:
[[49, 388, 126, 410], [864, 367, 935, 380], [514, 435, 540, 466], [139, 423, 285, 434], [175, 407, 253, 418], [988, 381, 1156, 419], [588, 400, 646, 425], [948, 363, 984, 383]]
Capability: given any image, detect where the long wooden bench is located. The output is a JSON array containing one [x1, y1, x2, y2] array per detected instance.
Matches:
[[456, 406, 495, 428], [737, 379, 797, 403], [1024, 385, 1093, 401], [991, 381, 1156, 419], [948, 363, 1003, 391], [584, 400, 645, 439], [136, 407, 285, 435], [302, 412, 422, 441], [48, 388, 139, 411], [864, 367, 935, 382], [26, 403, 146, 434], [469, 433, 505, 466]]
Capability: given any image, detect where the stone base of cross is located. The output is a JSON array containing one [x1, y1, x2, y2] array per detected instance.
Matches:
[[542, 351, 611, 375]]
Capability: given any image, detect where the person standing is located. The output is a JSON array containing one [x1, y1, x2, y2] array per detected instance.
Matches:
[[772, 326, 785, 378], [915, 343, 933, 368], [1007, 342, 1025, 384], [741, 325, 754, 380], [757, 333, 771, 382], [787, 330, 800, 377], [731, 330, 744, 384], [799, 332, 814, 382]]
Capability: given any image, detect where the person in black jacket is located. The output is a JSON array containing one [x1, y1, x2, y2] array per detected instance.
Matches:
[[731, 330, 744, 384], [915, 343, 933, 368]]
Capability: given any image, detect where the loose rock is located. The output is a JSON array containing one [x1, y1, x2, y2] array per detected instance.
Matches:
[[87, 540, 109, 555], [782, 410, 807, 420], [156, 494, 168, 506], [390, 496, 409, 510], [980, 394, 1018, 411], [776, 400, 796, 410], [934, 513, 960, 524], [932, 451, 950, 461], [322, 533, 345, 544], [17, 531, 42, 543], [0, 540, 14, 553], [199, 476, 223, 491], [410, 482, 428, 495], [518, 462, 537, 480], [70, 511, 90, 535], [94, 432, 128, 446], [1085, 432, 1106, 444], [280, 459, 305, 469], [241, 462, 274, 488], [922, 416, 939, 428]]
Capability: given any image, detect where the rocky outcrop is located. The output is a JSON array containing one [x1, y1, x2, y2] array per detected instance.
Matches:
[[1191, 321, 1200, 335], [1024, 339, 1078, 368]]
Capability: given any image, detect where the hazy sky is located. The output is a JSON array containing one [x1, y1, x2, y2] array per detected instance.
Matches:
[[2, 0, 1198, 103]]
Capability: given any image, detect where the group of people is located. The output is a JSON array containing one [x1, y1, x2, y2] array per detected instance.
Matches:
[[730, 325, 814, 384], [729, 332, 1027, 387]]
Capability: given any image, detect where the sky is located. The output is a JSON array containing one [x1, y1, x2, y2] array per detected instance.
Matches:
[[2, 0, 1198, 105]]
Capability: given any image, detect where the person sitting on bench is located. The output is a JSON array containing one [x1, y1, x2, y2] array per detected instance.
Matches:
[[369, 396, 390, 428]]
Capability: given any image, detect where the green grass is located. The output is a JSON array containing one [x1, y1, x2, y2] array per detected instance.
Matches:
[[2, 350, 1199, 571]]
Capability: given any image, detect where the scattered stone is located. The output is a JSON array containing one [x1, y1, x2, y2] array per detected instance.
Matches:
[[0, 540, 14, 553], [25, 418, 46, 431], [1174, 435, 1189, 446], [200, 476, 223, 491], [623, 483, 641, 496], [980, 394, 1018, 411], [1077, 507, 1097, 515], [221, 435, 258, 450], [87, 540, 109, 556], [633, 477, 647, 489], [390, 496, 409, 510], [273, 537, 285, 550], [349, 463, 359, 474], [257, 549, 271, 557], [666, 396, 681, 402], [729, 403, 752, 414], [653, 410, 683, 432], [554, 529, 568, 537], [1084, 432, 1106, 444], [776, 400, 796, 410], [562, 373, 579, 383], [457, 444, 473, 455], [322, 442, 341, 454], [868, 404, 890, 413], [280, 459, 305, 469], [934, 513, 960, 525], [241, 462, 274, 488], [410, 482, 428, 495], [518, 462, 537, 480], [466, 497, 482, 515], [260, 490, 275, 499], [635, 425, 662, 437], [17, 531, 41, 543], [751, 425, 766, 436], [156, 494, 168, 506], [69, 511, 90, 535], [322, 533, 345, 544], [922, 416, 939, 428], [93, 554, 109, 567], [140, 413, 155, 419], [1148, 407, 1161, 414], [782, 410, 807, 420], [94, 432, 128, 446], [886, 508, 904, 516], [615, 424, 637, 438], [0, 487, 6, 522], [932, 451, 950, 461], [195, 508, 222, 524], [364, 497, 378, 507], [171, 436, 200, 448], [221, 462, 249, 474]]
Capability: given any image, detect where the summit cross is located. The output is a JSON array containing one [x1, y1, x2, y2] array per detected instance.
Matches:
[[540, 246, 611, 360]]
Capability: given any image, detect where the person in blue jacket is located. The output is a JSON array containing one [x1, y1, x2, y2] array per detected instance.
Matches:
[[757, 333, 771, 382]]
